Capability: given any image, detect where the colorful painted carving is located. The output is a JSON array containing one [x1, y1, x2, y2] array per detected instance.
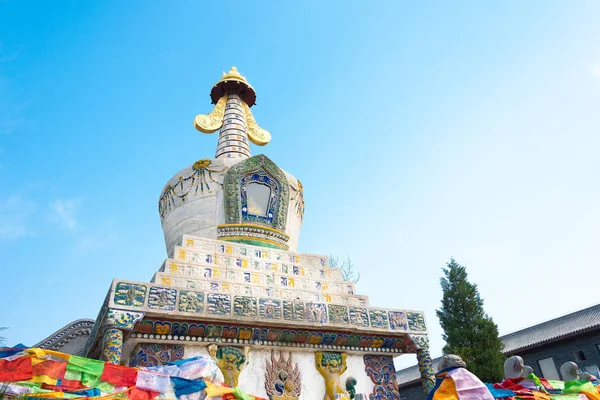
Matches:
[[328, 304, 349, 325], [416, 348, 436, 394], [131, 318, 414, 352], [105, 309, 144, 330], [265, 351, 301, 400], [113, 282, 146, 307], [129, 343, 184, 367], [148, 286, 177, 311], [283, 300, 305, 321], [259, 298, 282, 319], [388, 311, 408, 331], [233, 295, 257, 317], [306, 303, 327, 323], [223, 155, 290, 232], [209, 344, 250, 387], [178, 290, 205, 313], [315, 352, 350, 400], [349, 307, 370, 327], [364, 355, 400, 400], [408, 334, 429, 350], [369, 310, 389, 329], [207, 293, 231, 315], [102, 328, 123, 365], [407, 312, 426, 331]]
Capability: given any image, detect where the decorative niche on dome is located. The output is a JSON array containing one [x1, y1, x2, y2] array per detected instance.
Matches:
[[218, 155, 291, 250], [242, 175, 277, 224]]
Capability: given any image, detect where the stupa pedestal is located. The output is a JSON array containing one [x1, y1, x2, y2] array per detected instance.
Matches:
[[83, 67, 434, 399]]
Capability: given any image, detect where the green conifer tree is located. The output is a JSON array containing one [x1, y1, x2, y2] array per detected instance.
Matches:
[[436, 258, 505, 382]]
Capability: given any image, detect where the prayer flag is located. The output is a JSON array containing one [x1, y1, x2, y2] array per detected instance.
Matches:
[[136, 370, 171, 393], [127, 387, 159, 399], [31, 360, 67, 385], [100, 363, 138, 387], [0, 354, 33, 381], [171, 376, 207, 396], [205, 382, 235, 397]]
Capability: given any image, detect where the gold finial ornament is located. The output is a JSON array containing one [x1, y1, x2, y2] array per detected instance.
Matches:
[[219, 66, 248, 84], [194, 95, 227, 133], [243, 102, 271, 146], [194, 66, 272, 150], [209, 66, 256, 106]]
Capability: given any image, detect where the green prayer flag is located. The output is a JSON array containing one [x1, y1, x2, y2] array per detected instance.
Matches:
[[233, 386, 254, 400], [563, 380, 596, 394], [547, 380, 564, 390]]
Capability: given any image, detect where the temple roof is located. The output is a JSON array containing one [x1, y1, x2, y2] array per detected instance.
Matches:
[[501, 303, 600, 354], [397, 303, 600, 386], [34, 318, 95, 355]]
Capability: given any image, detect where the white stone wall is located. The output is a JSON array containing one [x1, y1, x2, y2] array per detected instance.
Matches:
[[184, 345, 374, 399]]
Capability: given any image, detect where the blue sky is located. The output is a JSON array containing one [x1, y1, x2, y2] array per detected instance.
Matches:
[[1, 0, 599, 369]]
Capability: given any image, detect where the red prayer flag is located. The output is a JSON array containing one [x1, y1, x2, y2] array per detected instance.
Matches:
[[101, 363, 138, 387], [128, 387, 159, 400], [58, 377, 88, 390], [0, 355, 33, 381], [32, 359, 67, 380]]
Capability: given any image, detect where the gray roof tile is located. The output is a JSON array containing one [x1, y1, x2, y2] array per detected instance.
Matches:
[[397, 303, 600, 386]]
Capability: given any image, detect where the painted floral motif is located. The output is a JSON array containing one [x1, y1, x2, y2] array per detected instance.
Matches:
[[349, 307, 369, 327], [178, 290, 204, 313], [364, 355, 400, 400], [148, 287, 177, 311], [129, 343, 184, 367], [328, 304, 349, 325], [259, 298, 281, 319], [233, 296, 257, 317], [407, 312, 426, 331], [207, 293, 231, 315], [388, 311, 408, 331], [369, 310, 389, 329], [265, 351, 301, 399], [113, 282, 146, 307], [283, 300, 305, 321], [102, 328, 123, 365]]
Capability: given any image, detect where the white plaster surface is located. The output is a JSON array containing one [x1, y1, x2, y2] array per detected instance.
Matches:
[[161, 157, 239, 257], [183, 345, 374, 399]]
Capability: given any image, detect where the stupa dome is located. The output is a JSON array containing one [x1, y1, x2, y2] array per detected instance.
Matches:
[[159, 154, 304, 257]]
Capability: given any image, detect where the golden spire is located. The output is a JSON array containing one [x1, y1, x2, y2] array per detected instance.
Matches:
[[194, 67, 271, 154]]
